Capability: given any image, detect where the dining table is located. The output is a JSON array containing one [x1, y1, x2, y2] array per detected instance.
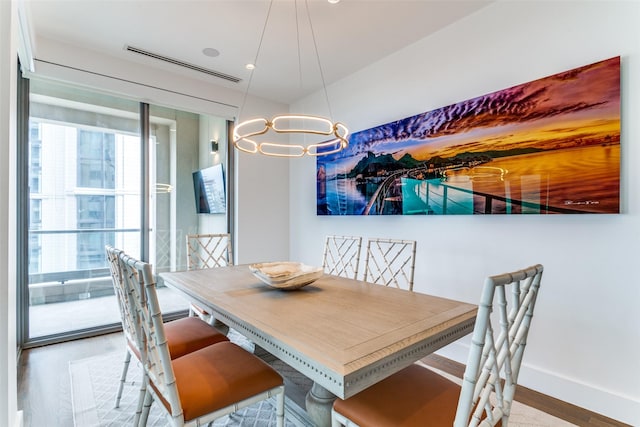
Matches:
[[160, 263, 477, 427]]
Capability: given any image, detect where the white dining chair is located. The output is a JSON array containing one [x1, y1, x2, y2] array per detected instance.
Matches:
[[363, 238, 416, 291], [186, 232, 233, 269], [185, 232, 256, 352], [322, 235, 362, 279], [185, 233, 232, 324], [105, 246, 228, 415], [332, 264, 544, 427], [118, 252, 285, 427]]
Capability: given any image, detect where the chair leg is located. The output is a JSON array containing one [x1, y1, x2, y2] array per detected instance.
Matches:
[[139, 388, 153, 427], [276, 388, 285, 427], [134, 373, 149, 427], [115, 350, 131, 408], [188, 305, 197, 318], [206, 312, 219, 326]]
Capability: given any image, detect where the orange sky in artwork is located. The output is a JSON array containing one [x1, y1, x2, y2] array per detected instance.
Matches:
[[410, 116, 620, 160], [331, 57, 621, 167], [406, 58, 620, 161]]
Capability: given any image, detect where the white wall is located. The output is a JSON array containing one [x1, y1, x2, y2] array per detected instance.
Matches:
[[290, 1, 640, 424], [234, 94, 290, 264], [0, 1, 20, 426]]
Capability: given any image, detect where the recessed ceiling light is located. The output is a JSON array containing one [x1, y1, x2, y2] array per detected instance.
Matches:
[[202, 47, 220, 57], [246, 63, 256, 70], [328, 0, 340, 3]]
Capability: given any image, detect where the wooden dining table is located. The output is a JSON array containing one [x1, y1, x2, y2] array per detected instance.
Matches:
[[160, 264, 477, 427]]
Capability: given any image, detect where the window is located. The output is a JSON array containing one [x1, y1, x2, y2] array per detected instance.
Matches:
[[77, 130, 115, 189], [20, 79, 229, 345]]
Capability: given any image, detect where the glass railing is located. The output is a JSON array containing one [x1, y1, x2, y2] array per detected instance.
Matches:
[[26, 227, 190, 339], [28, 228, 140, 304]]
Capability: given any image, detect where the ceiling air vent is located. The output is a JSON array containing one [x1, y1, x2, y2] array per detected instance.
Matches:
[[125, 45, 241, 83]]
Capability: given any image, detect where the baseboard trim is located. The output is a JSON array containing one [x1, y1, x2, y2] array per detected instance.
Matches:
[[519, 363, 639, 426], [435, 342, 639, 426]]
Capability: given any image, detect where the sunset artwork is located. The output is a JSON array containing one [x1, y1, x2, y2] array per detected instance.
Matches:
[[316, 57, 621, 215]]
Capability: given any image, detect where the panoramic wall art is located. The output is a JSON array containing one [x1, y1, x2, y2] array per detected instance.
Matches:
[[316, 56, 620, 215]]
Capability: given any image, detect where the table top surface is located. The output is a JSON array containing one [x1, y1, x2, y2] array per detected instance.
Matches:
[[160, 264, 477, 398]]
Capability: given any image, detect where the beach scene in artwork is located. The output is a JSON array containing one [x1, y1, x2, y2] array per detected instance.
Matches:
[[316, 57, 620, 215]]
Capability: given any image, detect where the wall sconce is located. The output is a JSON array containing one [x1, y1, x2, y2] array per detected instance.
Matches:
[[210, 140, 219, 153]]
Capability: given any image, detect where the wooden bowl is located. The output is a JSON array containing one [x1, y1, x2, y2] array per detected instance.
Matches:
[[249, 262, 324, 290]]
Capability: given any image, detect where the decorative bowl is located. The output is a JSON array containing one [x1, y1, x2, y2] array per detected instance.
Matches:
[[249, 262, 324, 290]]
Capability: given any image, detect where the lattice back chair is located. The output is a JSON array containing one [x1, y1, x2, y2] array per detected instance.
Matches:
[[186, 233, 233, 324], [106, 246, 228, 419], [186, 233, 233, 269], [332, 264, 544, 427], [322, 235, 362, 279], [363, 238, 417, 291], [119, 253, 285, 427]]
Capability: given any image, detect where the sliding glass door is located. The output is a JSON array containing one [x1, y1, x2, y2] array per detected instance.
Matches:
[[21, 78, 229, 345]]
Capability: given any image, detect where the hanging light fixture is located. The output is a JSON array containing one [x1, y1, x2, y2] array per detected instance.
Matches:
[[233, 0, 349, 158]]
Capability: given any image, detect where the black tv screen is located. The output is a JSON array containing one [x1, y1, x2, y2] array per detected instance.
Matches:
[[193, 164, 226, 214]]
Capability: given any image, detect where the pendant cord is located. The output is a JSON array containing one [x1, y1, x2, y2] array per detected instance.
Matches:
[[304, 0, 334, 122], [238, 0, 275, 122], [295, 0, 302, 91]]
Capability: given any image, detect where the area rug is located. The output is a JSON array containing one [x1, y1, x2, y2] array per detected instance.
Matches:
[[70, 349, 576, 427], [69, 349, 304, 427]]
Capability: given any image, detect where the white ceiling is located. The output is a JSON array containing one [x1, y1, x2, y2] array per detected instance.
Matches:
[[25, 0, 493, 105]]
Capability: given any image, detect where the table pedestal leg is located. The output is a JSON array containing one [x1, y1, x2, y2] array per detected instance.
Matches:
[[305, 382, 336, 427]]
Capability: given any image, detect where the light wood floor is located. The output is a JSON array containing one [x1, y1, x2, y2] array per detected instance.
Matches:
[[17, 333, 123, 427], [17, 332, 629, 427]]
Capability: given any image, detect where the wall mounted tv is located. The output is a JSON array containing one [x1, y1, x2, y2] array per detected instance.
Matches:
[[193, 164, 226, 214]]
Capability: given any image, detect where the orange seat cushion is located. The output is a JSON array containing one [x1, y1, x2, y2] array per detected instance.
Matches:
[[164, 316, 229, 359], [127, 316, 229, 361], [333, 364, 461, 427], [169, 341, 284, 422]]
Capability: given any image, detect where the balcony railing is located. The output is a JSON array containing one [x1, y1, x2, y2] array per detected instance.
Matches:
[[29, 227, 139, 284], [28, 227, 140, 304]]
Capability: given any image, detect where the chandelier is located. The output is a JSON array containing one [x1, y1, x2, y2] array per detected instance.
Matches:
[[233, 0, 349, 158]]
